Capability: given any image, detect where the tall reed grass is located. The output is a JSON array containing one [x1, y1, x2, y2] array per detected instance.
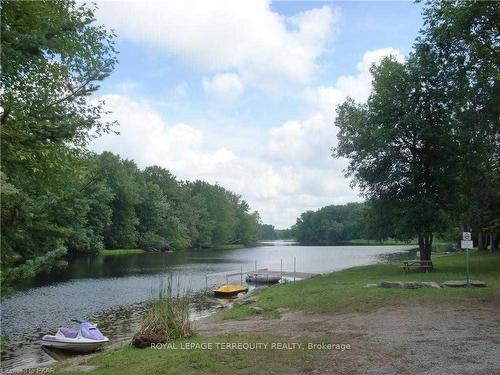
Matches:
[[133, 279, 193, 348]]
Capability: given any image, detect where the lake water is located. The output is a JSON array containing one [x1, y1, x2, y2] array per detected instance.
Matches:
[[0, 242, 415, 369]]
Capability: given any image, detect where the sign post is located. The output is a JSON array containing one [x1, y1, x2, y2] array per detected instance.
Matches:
[[466, 247, 470, 286], [461, 232, 473, 286]]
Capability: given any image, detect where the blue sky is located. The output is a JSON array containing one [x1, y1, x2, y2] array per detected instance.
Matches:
[[90, 0, 424, 228]]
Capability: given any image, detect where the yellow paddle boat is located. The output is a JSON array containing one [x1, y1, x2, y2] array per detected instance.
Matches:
[[212, 284, 248, 297]]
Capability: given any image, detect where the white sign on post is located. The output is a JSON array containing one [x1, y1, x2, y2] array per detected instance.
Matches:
[[461, 240, 473, 249], [462, 232, 472, 241]]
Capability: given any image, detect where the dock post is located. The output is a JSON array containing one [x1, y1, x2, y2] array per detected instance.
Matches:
[[205, 274, 208, 291], [280, 258, 283, 280], [294, 257, 296, 282], [240, 265, 243, 285]]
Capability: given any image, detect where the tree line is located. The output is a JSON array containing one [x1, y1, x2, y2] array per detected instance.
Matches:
[[291, 203, 368, 244], [259, 224, 294, 241], [333, 1, 499, 260], [283, 202, 401, 244], [0, 0, 259, 289]]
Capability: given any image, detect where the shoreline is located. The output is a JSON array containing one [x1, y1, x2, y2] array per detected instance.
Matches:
[[1, 243, 415, 371], [43, 251, 500, 374], [2, 246, 400, 372]]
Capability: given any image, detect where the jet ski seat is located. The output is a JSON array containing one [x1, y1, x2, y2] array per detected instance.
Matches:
[[59, 326, 78, 338]]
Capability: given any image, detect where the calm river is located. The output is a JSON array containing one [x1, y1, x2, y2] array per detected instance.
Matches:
[[0, 242, 415, 369]]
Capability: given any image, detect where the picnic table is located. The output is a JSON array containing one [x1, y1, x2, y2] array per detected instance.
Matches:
[[401, 260, 433, 273]]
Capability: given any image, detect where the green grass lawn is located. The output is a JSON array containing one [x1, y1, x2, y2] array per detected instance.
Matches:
[[222, 251, 500, 319], [56, 335, 318, 375], [99, 249, 145, 256], [54, 251, 499, 375]]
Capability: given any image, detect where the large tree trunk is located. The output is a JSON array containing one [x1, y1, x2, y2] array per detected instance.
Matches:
[[420, 234, 432, 261], [418, 233, 424, 252], [418, 233, 424, 256], [478, 231, 485, 250]]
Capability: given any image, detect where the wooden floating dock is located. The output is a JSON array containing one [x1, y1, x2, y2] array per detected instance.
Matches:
[[225, 268, 319, 279]]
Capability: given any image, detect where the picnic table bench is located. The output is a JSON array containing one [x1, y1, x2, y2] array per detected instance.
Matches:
[[401, 260, 433, 273]]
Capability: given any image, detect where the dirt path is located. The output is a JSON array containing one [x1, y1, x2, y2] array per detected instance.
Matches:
[[195, 299, 500, 374]]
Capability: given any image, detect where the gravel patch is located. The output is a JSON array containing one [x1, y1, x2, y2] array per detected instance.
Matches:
[[195, 298, 500, 374]]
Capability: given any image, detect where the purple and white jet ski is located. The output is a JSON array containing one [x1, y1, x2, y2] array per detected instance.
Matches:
[[41, 319, 109, 353]]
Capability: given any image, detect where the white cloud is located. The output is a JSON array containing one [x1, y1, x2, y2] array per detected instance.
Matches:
[[335, 47, 404, 103], [91, 94, 235, 170], [265, 111, 357, 221], [91, 48, 404, 228], [91, 94, 300, 225], [263, 48, 405, 224], [94, 0, 338, 90], [302, 47, 405, 122], [173, 81, 188, 98], [202, 73, 244, 102], [271, 47, 405, 167], [268, 114, 333, 165], [91, 93, 357, 228]]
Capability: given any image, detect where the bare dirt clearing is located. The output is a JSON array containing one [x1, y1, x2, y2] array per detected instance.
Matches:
[[196, 298, 500, 374]]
